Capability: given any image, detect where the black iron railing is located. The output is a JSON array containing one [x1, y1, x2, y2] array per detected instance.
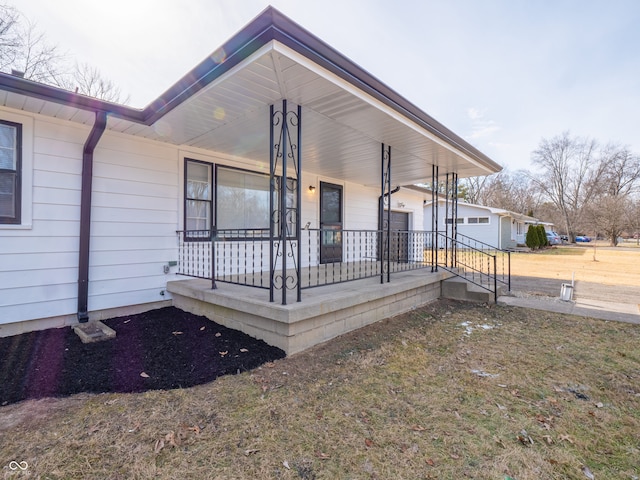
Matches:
[[176, 229, 510, 302], [435, 232, 510, 302]]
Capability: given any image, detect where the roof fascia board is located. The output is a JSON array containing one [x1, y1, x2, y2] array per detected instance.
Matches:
[[0, 72, 145, 121]]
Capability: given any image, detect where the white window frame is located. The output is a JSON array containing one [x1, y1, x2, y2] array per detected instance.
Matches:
[[467, 216, 490, 225]]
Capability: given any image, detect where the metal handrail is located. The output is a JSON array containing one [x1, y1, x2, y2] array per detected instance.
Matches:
[[435, 232, 511, 302]]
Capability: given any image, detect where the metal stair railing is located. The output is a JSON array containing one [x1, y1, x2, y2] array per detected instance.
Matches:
[[436, 232, 511, 302]]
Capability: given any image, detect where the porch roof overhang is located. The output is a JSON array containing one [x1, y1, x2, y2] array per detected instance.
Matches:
[[0, 6, 501, 186]]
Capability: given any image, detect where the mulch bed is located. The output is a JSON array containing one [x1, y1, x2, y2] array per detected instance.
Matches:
[[0, 307, 285, 407]]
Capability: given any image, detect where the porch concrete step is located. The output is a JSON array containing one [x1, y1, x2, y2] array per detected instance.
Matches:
[[441, 277, 495, 303]]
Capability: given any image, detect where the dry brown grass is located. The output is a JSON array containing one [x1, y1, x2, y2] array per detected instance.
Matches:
[[509, 245, 640, 287], [2, 300, 639, 479]]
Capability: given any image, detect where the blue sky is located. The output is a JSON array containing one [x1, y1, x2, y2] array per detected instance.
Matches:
[[16, 0, 640, 172]]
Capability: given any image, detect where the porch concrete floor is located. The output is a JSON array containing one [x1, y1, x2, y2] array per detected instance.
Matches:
[[167, 268, 454, 355]]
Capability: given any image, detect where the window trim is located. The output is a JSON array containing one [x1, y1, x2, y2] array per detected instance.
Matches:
[[182, 159, 298, 241], [467, 216, 490, 225], [0, 119, 22, 225], [184, 158, 214, 240]]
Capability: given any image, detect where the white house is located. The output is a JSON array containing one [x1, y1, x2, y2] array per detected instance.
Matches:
[[0, 7, 501, 352], [424, 200, 539, 250]]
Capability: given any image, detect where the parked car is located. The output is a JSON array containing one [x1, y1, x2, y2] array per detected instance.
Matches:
[[575, 235, 591, 242], [546, 231, 561, 245]]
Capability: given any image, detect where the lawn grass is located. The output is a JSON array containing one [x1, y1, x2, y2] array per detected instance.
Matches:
[[509, 246, 640, 287], [1, 300, 639, 479]]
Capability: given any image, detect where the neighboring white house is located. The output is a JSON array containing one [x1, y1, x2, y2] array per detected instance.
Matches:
[[0, 7, 501, 341], [423, 200, 540, 250]]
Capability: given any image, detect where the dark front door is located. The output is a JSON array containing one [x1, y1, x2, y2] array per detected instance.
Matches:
[[320, 182, 342, 264], [382, 211, 409, 262]]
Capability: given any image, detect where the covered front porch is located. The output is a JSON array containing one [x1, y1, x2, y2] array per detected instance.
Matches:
[[125, 7, 503, 352]]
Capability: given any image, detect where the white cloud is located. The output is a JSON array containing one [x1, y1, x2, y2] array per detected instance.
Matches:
[[465, 107, 501, 140]]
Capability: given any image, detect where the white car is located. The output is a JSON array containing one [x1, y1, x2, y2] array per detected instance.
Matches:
[[546, 231, 562, 245]]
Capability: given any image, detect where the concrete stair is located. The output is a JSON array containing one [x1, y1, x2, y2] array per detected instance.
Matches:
[[441, 277, 502, 303]]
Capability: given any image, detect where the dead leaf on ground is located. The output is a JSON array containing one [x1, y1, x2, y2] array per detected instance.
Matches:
[[494, 436, 506, 449], [283, 460, 291, 469], [172, 331, 183, 335], [411, 425, 426, 431], [542, 435, 554, 445], [426, 458, 435, 466], [316, 452, 331, 460], [140, 372, 150, 378], [219, 351, 228, 357], [200, 326, 205, 331], [240, 348, 249, 353], [244, 448, 259, 456], [559, 434, 574, 444], [365, 438, 374, 447], [154, 438, 164, 454], [165, 431, 180, 447], [215, 332, 221, 337]]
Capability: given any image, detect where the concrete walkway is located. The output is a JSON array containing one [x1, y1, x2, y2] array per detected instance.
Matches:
[[498, 293, 640, 324]]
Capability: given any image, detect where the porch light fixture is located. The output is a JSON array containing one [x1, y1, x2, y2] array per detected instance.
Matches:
[[308, 185, 316, 192]]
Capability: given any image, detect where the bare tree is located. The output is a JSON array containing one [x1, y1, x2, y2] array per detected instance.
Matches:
[[13, 17, 67, 85], [530, 131, 606, 242], [0, 5, 128, 103], [58, 62, 130, 104], [584, 145, 640, 245], [461, 169, 540, 215], [0, 4, 20, 70]]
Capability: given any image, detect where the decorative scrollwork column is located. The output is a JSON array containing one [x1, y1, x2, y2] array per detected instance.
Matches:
[[381, 144, 391, 283], [270, 100, 301, 304]]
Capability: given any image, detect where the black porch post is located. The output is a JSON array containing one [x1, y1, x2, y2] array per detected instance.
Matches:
[[295, 104, 302, 303], [270, 100, 301, 305], [269, 104, 275, 303], [452, 172, 458, 268], [380, 144, 391, 283], [431, 164, 438, 272], [444, 173, 450, 267], [280, 100, 288, 305]]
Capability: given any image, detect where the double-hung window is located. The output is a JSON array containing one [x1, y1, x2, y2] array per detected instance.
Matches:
[[0, 120, 21, 224], [185, 159, 213, 239]]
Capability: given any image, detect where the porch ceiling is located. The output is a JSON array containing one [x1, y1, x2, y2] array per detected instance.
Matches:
[[0, 6, 501, 186], [106, 42, 497, 186]]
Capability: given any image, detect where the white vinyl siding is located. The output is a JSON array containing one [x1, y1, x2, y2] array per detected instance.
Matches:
[[0, 110, 179, 326]]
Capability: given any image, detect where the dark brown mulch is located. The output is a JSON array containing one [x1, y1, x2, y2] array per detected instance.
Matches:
[[0, 307, 285, 407]]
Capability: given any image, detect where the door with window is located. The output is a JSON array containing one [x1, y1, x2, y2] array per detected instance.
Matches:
[[320, 182, 342, 264]]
